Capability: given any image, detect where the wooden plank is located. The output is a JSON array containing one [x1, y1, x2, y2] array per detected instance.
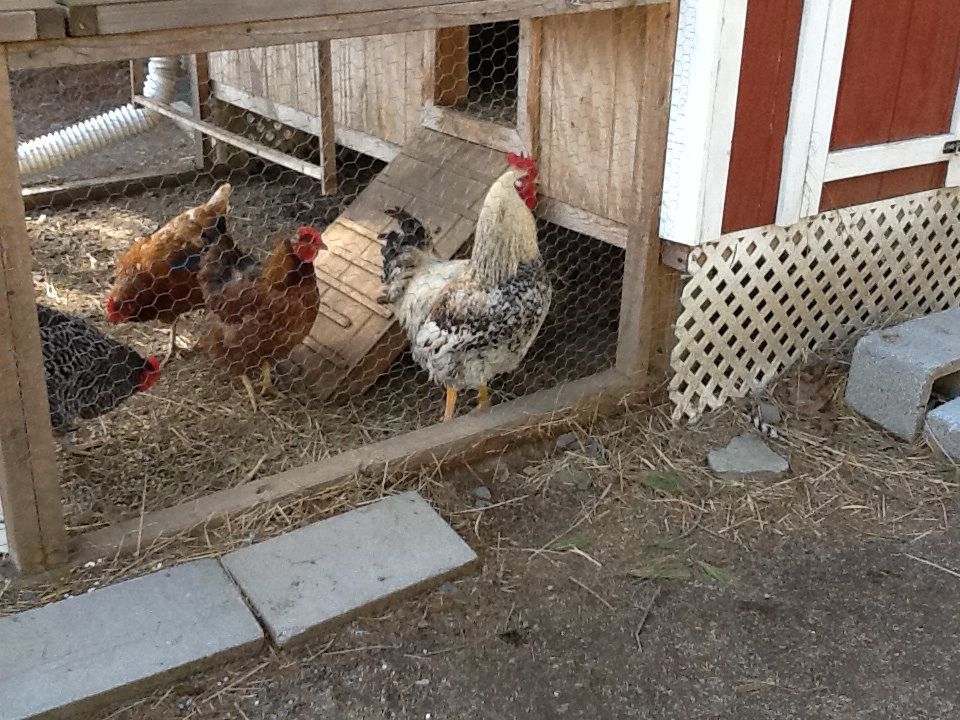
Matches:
[[0, 1, 64, 40], [536, 197, 627, 248], [433, 26, 468, 106], [22, 168, 208, 210], [615, 0, 680, 380], [516, 18, 543, 156], [824, 133, 957, 182], [721, 0, 803, 233], [315, 40, 338, 195], [133, 95, 335, 184], [776, 0, 838, 225], [334, 126, 400, 162], [73, 369, 646, 564], [0, 47, 67, 574], [819, 164, 948, 213], [0, 10, 39, 41], [8, 0, 663, 71], [421, 104, 523, 153]]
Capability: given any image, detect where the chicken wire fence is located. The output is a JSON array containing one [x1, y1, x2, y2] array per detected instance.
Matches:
[[7, 25, 632, 539]]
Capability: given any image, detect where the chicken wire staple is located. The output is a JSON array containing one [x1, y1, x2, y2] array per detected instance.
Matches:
[[669, 188, 960, 420], [10, 53, 625, 533]]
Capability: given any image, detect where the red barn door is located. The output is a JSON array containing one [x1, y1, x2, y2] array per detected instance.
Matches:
[[777, 0, 960, 223]]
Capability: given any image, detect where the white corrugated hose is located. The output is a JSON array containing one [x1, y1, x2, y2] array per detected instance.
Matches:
[[16, 56, 181, 177]]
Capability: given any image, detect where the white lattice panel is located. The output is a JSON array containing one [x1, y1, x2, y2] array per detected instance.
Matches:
[[670, 188, 960, 419]]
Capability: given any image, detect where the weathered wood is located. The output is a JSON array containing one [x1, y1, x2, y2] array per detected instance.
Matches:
[[0, 47, 68, 574], [433, 26, 468, 106], [421, 104, 523, 153], [315, 40, 338, 195], [133, 95, 335, 184], [7, 0, 663, 71], [0, 1, 64, 41], [334, 126, 400, 162], [536, 197, 627, 248], [517, 18, 543, 156], [22, 168, 210, 211], [615, 0, 680, 381], [187, 53, 218, 170], [73, 369, 645, 563]]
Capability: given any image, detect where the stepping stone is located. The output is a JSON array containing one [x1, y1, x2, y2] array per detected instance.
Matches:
[[708, 433, 789, 477], [0, 559, 263, 720], [847, 308, 960, 441], [222, 491, 477, 647]]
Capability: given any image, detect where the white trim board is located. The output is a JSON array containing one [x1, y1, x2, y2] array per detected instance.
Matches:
[[824, 134, 956, 182], [659, 0, 748, 247]]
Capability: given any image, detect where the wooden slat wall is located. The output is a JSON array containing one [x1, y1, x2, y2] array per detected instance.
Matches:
[[823, 0, 960, 210], [209, 32, 427, 147], [539, 7, 649, 225], [721, 0, 803, 233], [330, 32, 428, 146]]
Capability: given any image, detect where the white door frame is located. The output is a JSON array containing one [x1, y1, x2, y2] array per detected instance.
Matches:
[[777, 0, 960, 226]]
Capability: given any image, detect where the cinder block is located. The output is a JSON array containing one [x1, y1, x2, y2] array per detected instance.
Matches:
[[925, 398, 960, 459], [221, 491, 477, 647], [0, 559, 264, 720], [846, 308, 960, 440]]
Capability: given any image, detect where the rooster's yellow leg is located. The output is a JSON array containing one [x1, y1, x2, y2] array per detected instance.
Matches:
[[240, 373, 259, 412], [476, 384, 491, 411], [443, 387, 458, 422], [259, 361, 275, 396]]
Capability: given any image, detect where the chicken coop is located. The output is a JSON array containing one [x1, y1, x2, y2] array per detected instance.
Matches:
[[0, 0, 679, 573], [663, 0, 960, 418]]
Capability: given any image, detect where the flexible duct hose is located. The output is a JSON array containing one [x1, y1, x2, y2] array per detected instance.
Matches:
[[17, 56, 181, 177]]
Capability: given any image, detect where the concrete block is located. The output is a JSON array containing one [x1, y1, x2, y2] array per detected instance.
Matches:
[[925, 398, 960, 459], [846, 308, 960, 440], [222, 491, 477, 647], [0, 559, 263, 720]]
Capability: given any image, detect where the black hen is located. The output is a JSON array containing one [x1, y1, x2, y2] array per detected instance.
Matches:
[[37, 304, 161, 434]]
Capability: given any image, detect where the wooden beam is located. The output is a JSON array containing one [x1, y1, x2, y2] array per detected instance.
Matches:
[[517, 17, 543, 156], [536, 197, 628, 249], [22, 168, 214, 210], [186, 54, 217, 170], [133, 94, 336, 184], [73, 369, 647, 563], [315, 40, 338, 195], [0, 2, 65, 42], [421, 104, 522, 154], [7, 0, 667, 71], [616, 0, 681, 381], [0, 47, 68, 574]]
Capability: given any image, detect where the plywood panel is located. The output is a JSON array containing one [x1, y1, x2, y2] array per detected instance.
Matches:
[[831, 0, 960, 149], [539, 7, 648, 224], [721, 0, 803, 233], [819, 164, 948, 212], [330, 31, 428, 146]]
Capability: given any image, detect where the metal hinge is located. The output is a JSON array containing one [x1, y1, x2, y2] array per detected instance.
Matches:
[[943, 139, 960, 155]]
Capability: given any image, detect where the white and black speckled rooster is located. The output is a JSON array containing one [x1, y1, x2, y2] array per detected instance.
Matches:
[[378, 153, 552, 421], [37, 304, 161, 434]]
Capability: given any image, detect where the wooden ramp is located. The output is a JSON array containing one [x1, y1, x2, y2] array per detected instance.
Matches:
[[288, 128, 508, 401]]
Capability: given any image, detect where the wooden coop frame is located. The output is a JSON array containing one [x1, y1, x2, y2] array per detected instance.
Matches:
[[0, 0, 681, 575]]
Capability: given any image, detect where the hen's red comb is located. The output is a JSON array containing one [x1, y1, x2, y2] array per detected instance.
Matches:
[[297, 226, 325, 246]]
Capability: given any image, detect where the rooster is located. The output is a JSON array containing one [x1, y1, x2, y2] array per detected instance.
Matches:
[[37, 304, 161, 434], [378, 153, 551, 421], [105, 183, 232, 361], [197, 221, 324, 411]]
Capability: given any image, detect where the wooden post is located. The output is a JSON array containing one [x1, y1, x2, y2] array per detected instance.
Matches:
[[186, 53, 220, 170], [615, 0, 682, 383], [517, 18, 543, 156], [315, 40, 338, 195], [0, 46, 68, 574]]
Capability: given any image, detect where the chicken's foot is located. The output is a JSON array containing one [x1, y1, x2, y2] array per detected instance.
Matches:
[[476, 384, 491, 411], [240, 373, 259, 412], [443, 387, 458, 422], [161, 317, 179, 367], [259, 361, 276, 396]]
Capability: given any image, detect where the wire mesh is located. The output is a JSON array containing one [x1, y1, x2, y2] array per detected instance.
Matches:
[[7, 20, 637, 540]]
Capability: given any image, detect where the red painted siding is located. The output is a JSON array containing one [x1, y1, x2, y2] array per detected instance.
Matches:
[[820, 163, 948, 212], [831, 0, 960, 150], [722, 0, 804, 234]]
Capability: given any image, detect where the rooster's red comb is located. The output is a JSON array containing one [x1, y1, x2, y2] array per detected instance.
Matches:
[[507, 152, 538, 175]]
